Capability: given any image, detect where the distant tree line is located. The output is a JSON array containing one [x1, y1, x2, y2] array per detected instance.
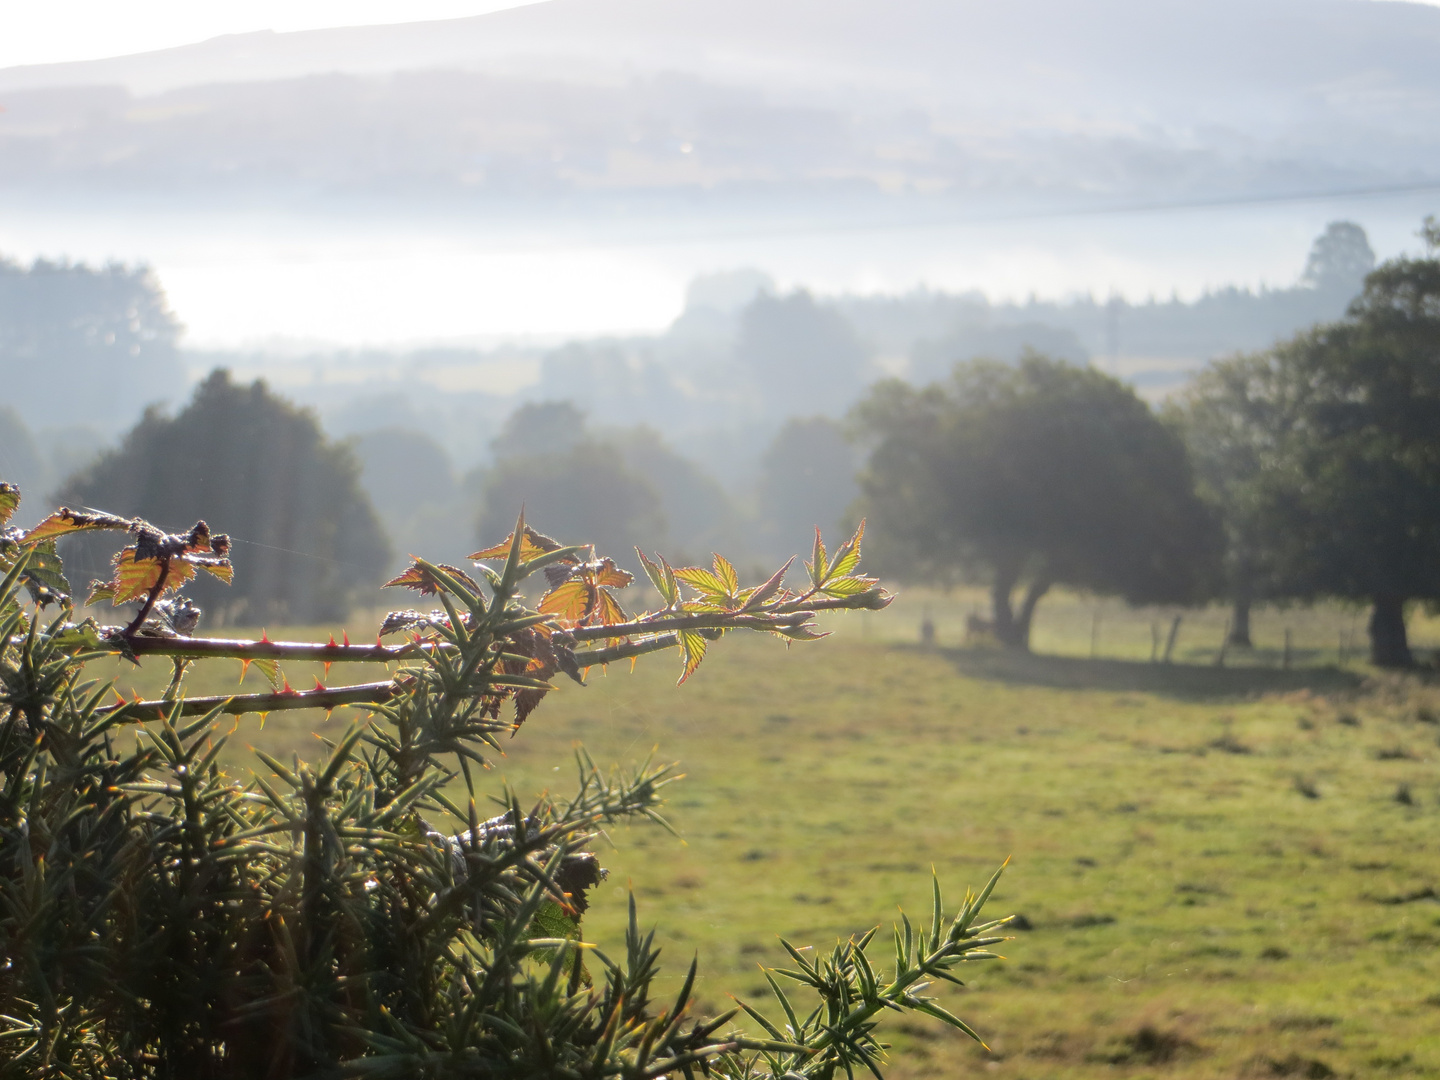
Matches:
[[855, 217, 1440, 667], [4, 218, 1434, 665]]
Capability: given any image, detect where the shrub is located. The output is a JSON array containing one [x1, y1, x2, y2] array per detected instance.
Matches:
[[0, 480, 1011, 1078]]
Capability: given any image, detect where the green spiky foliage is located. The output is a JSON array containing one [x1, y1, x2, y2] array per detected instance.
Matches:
[[0, 482, 1011, 1078]]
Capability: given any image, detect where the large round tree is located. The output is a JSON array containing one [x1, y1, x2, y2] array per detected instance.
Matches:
[[58, 369, 390, 624], [853, 354, 1220, 650], [1181, 225, 1440, 667]]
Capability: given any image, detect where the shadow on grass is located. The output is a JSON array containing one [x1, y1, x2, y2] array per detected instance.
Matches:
[[926, 646, 1365, 701]]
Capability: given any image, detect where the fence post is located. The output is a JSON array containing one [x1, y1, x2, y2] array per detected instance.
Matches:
[[1162, 615, 1183, 664], [1283, 628, 1293, 670]]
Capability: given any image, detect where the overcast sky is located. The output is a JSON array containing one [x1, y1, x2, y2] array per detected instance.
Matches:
[[0, 1, 549, 70]]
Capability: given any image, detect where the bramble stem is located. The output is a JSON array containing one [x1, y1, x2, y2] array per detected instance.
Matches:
[[117, 635, 431, 663], [96, 680, 399, 722]]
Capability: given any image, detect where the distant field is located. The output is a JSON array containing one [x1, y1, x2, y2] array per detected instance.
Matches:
[[90, 590, 1440, 1079]]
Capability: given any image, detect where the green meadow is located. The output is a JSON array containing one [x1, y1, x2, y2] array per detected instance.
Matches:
[[91, 590, 1440, 1079]]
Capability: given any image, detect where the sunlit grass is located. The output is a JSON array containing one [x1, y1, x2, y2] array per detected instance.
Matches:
[[87, 593, 1440, 1078]]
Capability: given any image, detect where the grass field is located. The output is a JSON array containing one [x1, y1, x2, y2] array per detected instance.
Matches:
[[91, 589, 1440, 1079]]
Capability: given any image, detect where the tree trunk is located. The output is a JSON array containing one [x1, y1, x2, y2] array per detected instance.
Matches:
[[990, 576, 1021, 649], [1228, 596, 1253, 648], [990, 574, 1051, 652], [1368, 595, 1412, 668]]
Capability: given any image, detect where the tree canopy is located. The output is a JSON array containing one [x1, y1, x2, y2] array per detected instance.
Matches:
[[1177, 231, 1440, 666], [0, 256, 184, 428], [854, 355, 1220, 649], [58, 369, 390, 624]]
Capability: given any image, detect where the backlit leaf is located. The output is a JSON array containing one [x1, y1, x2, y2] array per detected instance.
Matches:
[[677, 629, 708, 684], [740, 556, 795, 611], [591, 558, 634, 590], [383, 561, 479, 596], [111, 548, 175, 604], [674, 566, 725, 598], [807, 527, 829, 586], [25, 507, 137, 544], [21, 540, 72, 606], [0, 484, 18, 528], [819, 574, 879, 597], [593, 589, 628, 627], [469, 525, 565, 562], [194, 558, 234, 584], [712, 553, 740, 595], [539, 578, 595, 625], [827, 519, 866, 579]]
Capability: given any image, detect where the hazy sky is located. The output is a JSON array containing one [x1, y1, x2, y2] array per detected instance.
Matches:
[[0, 0, 548, 70], [4, 0, 1437, 71]]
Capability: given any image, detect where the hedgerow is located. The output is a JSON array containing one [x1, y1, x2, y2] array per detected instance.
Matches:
[[0, 479, 1010, 1078]]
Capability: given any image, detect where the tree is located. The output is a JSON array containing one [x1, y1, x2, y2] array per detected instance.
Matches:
[[0, 473, 1011, 1076], [756, 416, 861, 562], [735, 290, 870, 418], [853, 355, 1220, 650], [1300, 220, 1375, 295], [1169, 355, 1281, 647], [476, 440, 666, 570], [0, 256, 184, 429], [1182, 227, 1440, 667], [58, 369, 390, 623]]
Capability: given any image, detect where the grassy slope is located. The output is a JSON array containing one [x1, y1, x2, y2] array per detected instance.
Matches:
[[92, 591, 1440, 1079]]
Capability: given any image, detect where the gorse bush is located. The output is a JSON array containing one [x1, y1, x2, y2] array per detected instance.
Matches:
[[0, 479, 1011, 1078]]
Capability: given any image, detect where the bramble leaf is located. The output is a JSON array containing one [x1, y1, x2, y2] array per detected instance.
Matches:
[[807, 527, 829, 587], [25, 507, 137, 543], [636, 549, 679, 606], [593, 588, 628, 627], [110, 548, 175, 604], [677, 629, 708, 684], [20, 540, 72, 607], [0, 483, 18, 529], [383, 561, 481, 597], [470, 525, 566, 562], [740, 556, 795, 611], [827, 519, 866, 579], [538, 578, 593, 624], [818, 574, 879, 598], [674, 565, 725, 597], [592, 560, 634, 590], [712, 552, 740, 595]]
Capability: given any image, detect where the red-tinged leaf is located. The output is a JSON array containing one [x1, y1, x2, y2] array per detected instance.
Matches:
[[505, 626, 558, 728], [469, 525, 566, 562], [0, 483, 18, 528], [712, 553, 739, 596], [539, 578, 596, 625], [25, 507, 137, 544], [87, 579, 118, 606], [591, 558, 634, 590], [740, 556, 795, 611], [674, 566, 726, 597], [106, 548, 168, 605], [382, 561, 476, 596], [186, 555, 234, 584], [677, 629, 708, 684], [593, 589, 628, 627], [827, 520, 866, 579]]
